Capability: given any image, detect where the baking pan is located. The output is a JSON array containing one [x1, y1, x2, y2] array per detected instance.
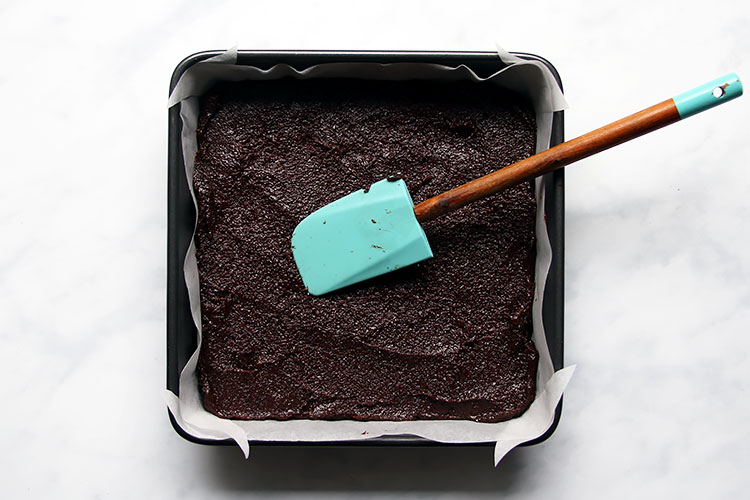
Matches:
[[167, 50, 564, 446]]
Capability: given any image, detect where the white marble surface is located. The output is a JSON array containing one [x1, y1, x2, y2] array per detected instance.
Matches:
[[1, 0, 749, 498]]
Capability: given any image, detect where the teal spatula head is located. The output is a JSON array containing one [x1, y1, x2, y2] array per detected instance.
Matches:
[[291, 179, 433, 295]]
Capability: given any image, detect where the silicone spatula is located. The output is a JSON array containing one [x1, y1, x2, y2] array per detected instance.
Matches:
[[291, 74, 743, 295]]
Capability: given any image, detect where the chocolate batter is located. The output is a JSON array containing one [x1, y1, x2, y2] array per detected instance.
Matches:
[[193, 78, 539, 422]]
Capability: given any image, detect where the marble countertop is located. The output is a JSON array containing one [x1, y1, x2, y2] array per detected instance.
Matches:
[[2, 0, 748, 498]]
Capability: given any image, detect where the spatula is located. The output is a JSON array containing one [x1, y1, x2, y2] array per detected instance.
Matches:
[[291, 74, 742, 295]]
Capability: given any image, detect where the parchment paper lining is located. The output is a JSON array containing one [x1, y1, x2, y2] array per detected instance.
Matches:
[[165, 48, 575, 464]]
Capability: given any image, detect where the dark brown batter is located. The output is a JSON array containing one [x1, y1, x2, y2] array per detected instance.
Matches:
[[193, 78, 539, 422]]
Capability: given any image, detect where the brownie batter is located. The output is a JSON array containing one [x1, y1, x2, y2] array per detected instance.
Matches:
[[193, 78, 539, 422]]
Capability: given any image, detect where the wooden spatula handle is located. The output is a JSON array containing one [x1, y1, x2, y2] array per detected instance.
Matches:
[[414, 99, 681, 222]]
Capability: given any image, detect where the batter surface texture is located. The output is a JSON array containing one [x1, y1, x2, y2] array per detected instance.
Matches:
[[193, 78, 539, 422]]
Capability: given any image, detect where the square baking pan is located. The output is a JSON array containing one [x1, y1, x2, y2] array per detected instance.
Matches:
[[167, 50, 565, 447]]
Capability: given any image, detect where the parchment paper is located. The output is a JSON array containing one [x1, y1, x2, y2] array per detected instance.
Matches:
[[165, 48, 575, 465]]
